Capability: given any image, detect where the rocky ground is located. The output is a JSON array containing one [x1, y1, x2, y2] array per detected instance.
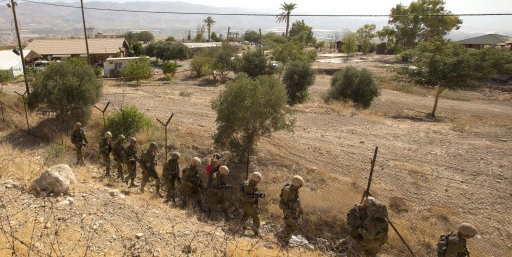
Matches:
[[1, 55, 511, 256]]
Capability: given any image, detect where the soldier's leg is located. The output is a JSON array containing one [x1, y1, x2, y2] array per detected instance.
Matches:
[[76, 145, 82, 165], [221, 197, 230, 221], [128, 163, 137, 187], [104, 155, 111, 177], [153, 172, 163, 197], [140, 171, 149, 192], [249, 206, 260, 235], [240, 206, 250, 228], [116, 160, 124, 180], [167, 177, 176, 203]]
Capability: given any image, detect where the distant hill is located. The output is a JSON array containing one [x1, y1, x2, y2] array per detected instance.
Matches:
[[0, 1, 509, 45]]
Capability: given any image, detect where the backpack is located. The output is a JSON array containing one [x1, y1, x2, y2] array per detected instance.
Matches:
[[437, 232, 453, 257], [279, 183, 290, 210]]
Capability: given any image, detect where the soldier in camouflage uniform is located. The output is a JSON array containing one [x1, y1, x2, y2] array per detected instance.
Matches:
[[437, 223, 478, 257], [71, 122, 88, 165], [162, 152, 181, 204], [180, 157, 203, 210], [124, 137, 139, 188], [112, 134, 126, 180], [239, 172, 263, 236], [206, 165, 231, 221], [351, 197, 389, 257], [99, 131, 113, 177], [140, 142, 163, 197], [278, 175, 304, 244]]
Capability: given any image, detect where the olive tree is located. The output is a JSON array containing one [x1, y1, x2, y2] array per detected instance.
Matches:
[[283, 61, 316, 105], [212, 73, 294, 176], [408, 40, 475, 118], [120, 57, 152, 84], [0, 70, 13, 85], [342, 32, 358, 60], [30, 58, 102, 123]]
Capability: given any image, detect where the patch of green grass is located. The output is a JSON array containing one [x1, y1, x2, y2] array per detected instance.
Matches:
[[179, 91, 192, 97]]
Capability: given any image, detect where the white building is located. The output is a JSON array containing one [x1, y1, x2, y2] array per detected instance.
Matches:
[[0, 50, 23, 76], [103, 56, 149, 78]]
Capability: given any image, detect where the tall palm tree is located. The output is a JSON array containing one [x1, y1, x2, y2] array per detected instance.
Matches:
[[275, 2, 297, 38], [203, 16, 216, 42]]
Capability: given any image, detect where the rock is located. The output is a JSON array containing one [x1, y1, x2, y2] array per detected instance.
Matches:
[[30, 164, 76, 196], [135, 233, 144, 239], [500, 139, 508, 142], [389, 196, 409, 213], [108, 189, 120, 197], [289, 235, 314, 250], [3, 180, 21, 189]]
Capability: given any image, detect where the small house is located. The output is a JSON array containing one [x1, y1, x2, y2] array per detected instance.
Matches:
[[0, 50, 24, 76], [25, 38, 129, 64], [456, 34, 512, 49]]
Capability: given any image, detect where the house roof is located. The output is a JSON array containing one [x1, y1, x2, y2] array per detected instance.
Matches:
[[456, 34, 512, 45], [25, 38, 128, 55], [183, 42, 223, 48], [0, 50, 22, 70], [106, 57, 149, 61]]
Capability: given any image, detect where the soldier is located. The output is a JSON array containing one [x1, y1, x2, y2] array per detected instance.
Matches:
[[180, 157, 203, 210], [112, 134, 126, 180], [277, 175, 304, 244], [140, 142, 163, 197], [162, 152, 181, 204], [206, 154, 222, 188], [437, 223, 478, 257], [99, 131, 113, 177], [124, 137, 139, 188], [207, 165, 231, 221], [239, 172, 264, 236], [352, 197, 389, 257], [71, 122, 88, 165]]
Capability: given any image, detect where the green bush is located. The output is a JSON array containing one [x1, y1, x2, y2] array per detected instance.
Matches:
[[105, 106, 153, 137], [239, 51, 271, 78], [191, 51, 213, 77], [93, 66, 103, 78], [30, 58, 102, 123], [179, 91, 192, 97], [161, 62, 178, 75], [120, 57, 152, 84], [328, 66, 379, 109], [212, 73, 294, 161], [0, 70, 14, 84], [283, 61, 316, 105]]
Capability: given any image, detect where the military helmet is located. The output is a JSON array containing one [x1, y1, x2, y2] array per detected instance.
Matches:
[[75, 122, 82, 127], [105, 131, 112, 138], [363, 196, 375, 207], [149, 142, 157, 149], [291, 175, 304, 187], [219, 166, 229, 175], [458, 223, 478, 237], [171, 152, 181, 159], [250, 172, 262, 183], [192, 157, 201, 166], [118, 134, 126, 140], [130, 137, 137, 143]]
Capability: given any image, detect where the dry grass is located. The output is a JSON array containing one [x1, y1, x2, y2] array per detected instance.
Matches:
[[381, 82, 472, 101]]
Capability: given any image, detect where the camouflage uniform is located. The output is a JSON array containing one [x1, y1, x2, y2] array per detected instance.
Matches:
[[71, 127, 88, 165], [124, 143, 138, 187], [207, 172, 230, 220], [438, 232, 469, 257], [180, 164, 203, 209], [140, 148, 162, 196], [351, 198, 389, 257], [278, 184, 302, 243], [112, 139, 125, 180], [347, 204, 369, 241], [162, 158, 180, 203], [99, 136, 112, 177], [239, 180, 261, 235]]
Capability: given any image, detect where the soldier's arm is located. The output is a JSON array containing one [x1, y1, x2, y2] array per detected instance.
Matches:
[[83, 131, 88, 144]]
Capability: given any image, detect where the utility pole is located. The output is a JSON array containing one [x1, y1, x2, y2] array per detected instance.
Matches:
[[8, 0, 30, 100], [80, 0, 91, 64]]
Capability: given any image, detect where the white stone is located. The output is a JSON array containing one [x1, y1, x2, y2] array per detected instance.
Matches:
[[135, 233, 144, 239], [30, 164, 76, 196]]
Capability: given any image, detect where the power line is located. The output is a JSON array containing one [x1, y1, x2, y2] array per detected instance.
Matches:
[[20, 0, 512, 17]]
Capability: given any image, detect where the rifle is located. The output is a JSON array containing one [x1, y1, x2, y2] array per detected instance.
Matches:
[[247, 192, 265, 199], [213, 184, 233, 189], [360, 147, 378, 204]]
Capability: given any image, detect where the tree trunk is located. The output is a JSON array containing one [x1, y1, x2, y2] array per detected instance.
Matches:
[[208, 26, 211, 42], [285, 14, 290, 39], [430, 87, 445, 119], [246, 148, 250, 180]]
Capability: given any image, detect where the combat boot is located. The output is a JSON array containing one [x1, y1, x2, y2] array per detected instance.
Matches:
[[155, 185, 164, 198]]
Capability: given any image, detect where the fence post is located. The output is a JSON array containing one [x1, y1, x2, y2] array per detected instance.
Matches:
[[14, 91, 30, 134], [94, 102, 111, 129], [156, 113, 174, 161], [360, 146, 379, 204]]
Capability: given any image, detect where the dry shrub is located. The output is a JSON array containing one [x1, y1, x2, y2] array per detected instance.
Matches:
[[0, 144, 45, 184], [227, 240, 325, 256]]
